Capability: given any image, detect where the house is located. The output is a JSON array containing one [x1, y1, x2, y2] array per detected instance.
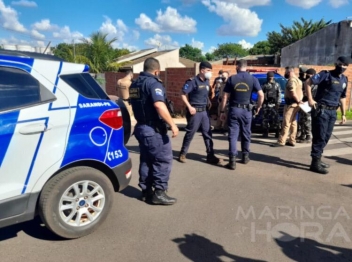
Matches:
[[116, 48, 195, 73], [281, 20, 352, 67]]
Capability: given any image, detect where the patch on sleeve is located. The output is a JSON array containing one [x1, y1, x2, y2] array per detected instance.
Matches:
[[183, 83, 189, 91], [155, 88, 164, 96], [343, 83, 347, 89]]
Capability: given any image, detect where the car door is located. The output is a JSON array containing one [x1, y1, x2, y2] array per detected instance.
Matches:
[[0, 65, 69, 201]]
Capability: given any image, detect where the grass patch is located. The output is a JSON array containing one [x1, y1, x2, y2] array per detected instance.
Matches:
[[337, 110, 352, 120]]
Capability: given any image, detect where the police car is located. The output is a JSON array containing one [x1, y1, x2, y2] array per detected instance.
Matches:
[[0, 50, 132, 239], [249, 69, 287, 130]]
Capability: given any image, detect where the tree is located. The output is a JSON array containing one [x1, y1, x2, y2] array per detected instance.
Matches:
[[248, 41, 271, 55], [180, 44, 206, 62], [267, 18, 332, 54], [205, 52, 215, 61], [212, 43, 248, 59]]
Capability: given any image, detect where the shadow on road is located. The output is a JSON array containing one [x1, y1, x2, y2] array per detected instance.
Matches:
[[120, 186, 142, 201], [0, 216, 64, 242], [173, 233, 266, 262], [215, 149, 310, 171], [325, 155, 352, 166], [274, 232, 352, 261]]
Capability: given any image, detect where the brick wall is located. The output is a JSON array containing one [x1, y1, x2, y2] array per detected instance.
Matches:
[[105, 65, 352, 115]]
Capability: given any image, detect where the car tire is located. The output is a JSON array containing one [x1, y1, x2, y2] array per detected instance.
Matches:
[[38, 167, 114, 239]]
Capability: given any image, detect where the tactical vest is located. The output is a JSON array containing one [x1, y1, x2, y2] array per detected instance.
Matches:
[[315, 70, 348, 107], [229, 72, 254, 105], [129, 74, 162, 123], [188, 77, 209, 106], [264, 82, 279, 103]]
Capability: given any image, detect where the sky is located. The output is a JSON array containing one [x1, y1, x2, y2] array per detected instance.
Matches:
[[0, 0, 351, 54]]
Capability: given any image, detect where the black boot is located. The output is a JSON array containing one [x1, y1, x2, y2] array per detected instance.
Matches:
[[225, 157, 236, 170], [296, 135, 306, 143], [242, 153, 250, 164], [310, 157, 329, 174], [152, 190, 177, 205], [206, 154, 222, 165], [275, 129, 280, 138], [320, 160, 330, 168], [141, 188, 154, 202], [305, 135, 311, 143]]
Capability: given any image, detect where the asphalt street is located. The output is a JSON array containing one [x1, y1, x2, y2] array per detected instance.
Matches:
[[1, 121, 352, 262]]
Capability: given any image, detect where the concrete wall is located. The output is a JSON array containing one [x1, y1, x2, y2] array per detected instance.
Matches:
[[281, 20, 352, 67], [132, 49, 185, 73]]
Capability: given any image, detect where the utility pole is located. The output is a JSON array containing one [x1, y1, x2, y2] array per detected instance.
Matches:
[[43, 41, 51, 54]]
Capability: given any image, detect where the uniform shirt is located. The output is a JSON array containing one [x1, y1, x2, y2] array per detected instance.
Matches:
[[129, 72, 166, 123], [311, 70, 348, 107], [182, 75, 210, 106], [284, 76, 303, 102], [262, 81, 281, 105], [224, 71, 262, 105], [117, 76, 132, 100]]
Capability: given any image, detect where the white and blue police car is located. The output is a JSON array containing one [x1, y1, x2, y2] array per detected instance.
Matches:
[[0, 50, 132, 239]]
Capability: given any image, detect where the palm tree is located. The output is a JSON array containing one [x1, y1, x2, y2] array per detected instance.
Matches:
[[81, 32, 118, 73]]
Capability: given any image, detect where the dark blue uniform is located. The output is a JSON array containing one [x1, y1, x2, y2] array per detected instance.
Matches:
[[224, 72, 262, 158], [180, 76, 214, 156], [129, 72, 172, 191], [310, 70, 348, 158]]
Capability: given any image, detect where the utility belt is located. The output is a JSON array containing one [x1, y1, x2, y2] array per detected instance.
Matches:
[[229, 102, 253, 111], [317, 104, 338, 110], [190, 105, 207, 112], [138, 120, 168, 135]]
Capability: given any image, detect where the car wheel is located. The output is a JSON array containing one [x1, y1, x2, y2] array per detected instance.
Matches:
[[38, 167, 114, 239]]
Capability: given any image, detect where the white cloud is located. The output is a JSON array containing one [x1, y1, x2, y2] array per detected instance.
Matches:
[[144, 34, 179, 49], [217, 0, 270, 8], [11, 0, 37, 7], [99, 16, 128, 42], [191, 38, 204, 50], [329, 0, 349, 8], [238, 39, 253, 49], [202, 0, 262, 37], [0, 0, 27, 32], [132, 30, 140, 40], [32, 19, 58, 31], [31, 29, 45, 39], [135, 7, 197, 33], [285, 0, 322, 9], [53, 26, 84, 42], [207, 46, 216, 53]]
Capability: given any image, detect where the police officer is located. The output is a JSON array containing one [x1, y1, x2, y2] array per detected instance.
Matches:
[[178, 61, 222, 165], [129, 57, 179, 205], [261, 71, 281, 138], [306, 56, 349, 174], [219, 59, 264, 170], [297, 68, 316, 143], [297, 66, 308, 138]]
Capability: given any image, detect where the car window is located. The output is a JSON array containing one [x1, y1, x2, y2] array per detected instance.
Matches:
[[60, 73, 109, 100], [0, 66, 56, 113]]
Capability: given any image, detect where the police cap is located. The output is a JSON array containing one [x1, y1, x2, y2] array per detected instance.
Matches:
[[306, 68, 316, 75], [200, 61, 213, 70], [267, 71, 275, 77], [337, 56, 350, 66]]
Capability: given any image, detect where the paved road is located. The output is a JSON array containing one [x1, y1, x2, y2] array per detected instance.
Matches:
[[1, 122, 352, 262]]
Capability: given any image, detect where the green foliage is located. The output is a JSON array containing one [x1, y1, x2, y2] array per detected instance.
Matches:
[[180, 44, 206, 62], [248, 41, 271, 55], [267, 18, 332, 54], [212, 43, 248, 59], [205, 52, 215, 61], [52, 32, 132, 73]]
